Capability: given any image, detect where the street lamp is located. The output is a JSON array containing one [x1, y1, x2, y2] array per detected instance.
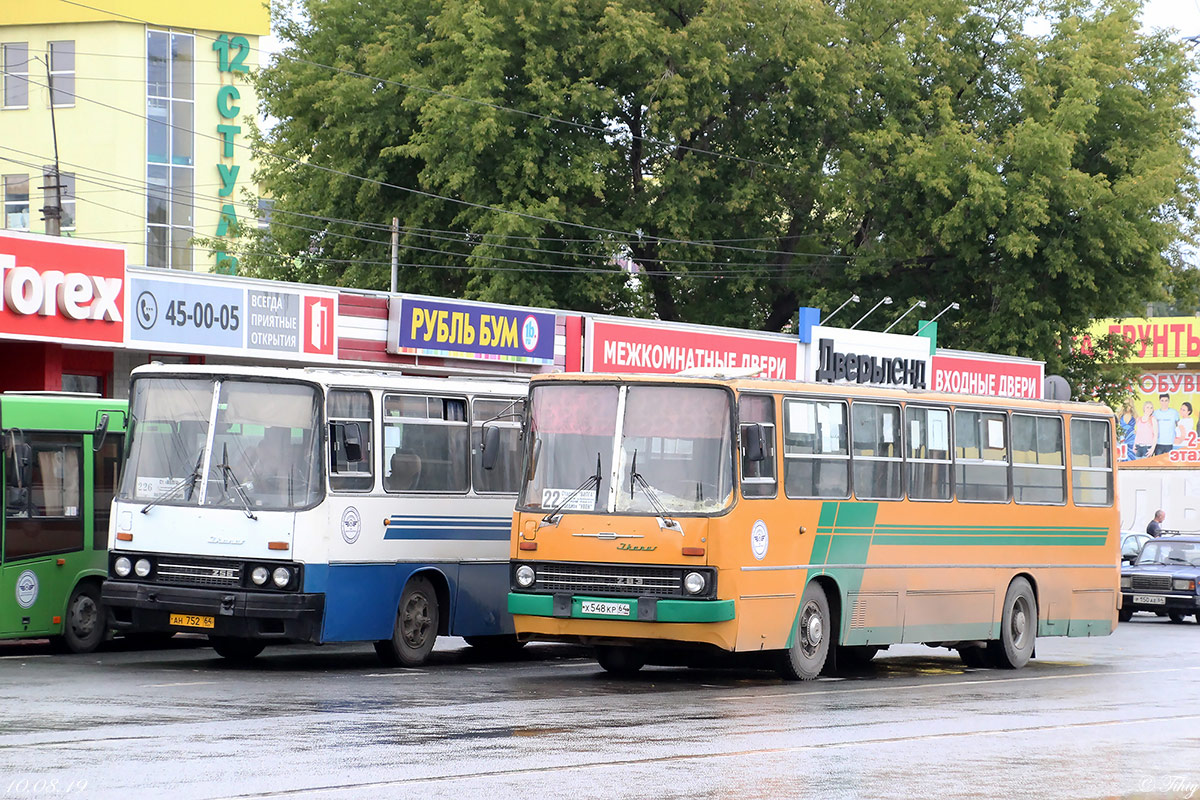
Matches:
[[850, 296, 893, 329], [883, 300, 927, 333], [913, 302, 961, 336], [820, 294, 860, 326]]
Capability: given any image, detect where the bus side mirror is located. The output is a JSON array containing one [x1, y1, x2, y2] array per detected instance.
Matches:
[[481, 424, 501, 471], [94, 413, 110, 452], [744, 423, 767, 463]]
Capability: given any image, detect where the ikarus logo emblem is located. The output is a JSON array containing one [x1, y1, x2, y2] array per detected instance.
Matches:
[[617, 542, 656, 552]]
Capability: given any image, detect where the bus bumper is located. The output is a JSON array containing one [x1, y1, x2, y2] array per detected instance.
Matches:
[[102, 581, 325, 643]]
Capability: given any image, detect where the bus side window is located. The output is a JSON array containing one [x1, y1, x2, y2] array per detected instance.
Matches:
[[382, 394, 469, 493], [93, 434, 124, 549], [4, 434, 85, 561], [906, 406, 951, 501], [851, 402, 902, 500], [1070, 418, 1113, 506], [1012, 414, 1065, 505], [783, 399, 849, 499], [472, 397, 524, 494], [329, 390, 373, 492], [954, 409, 1009, 502], [739, 394, 776, 498]]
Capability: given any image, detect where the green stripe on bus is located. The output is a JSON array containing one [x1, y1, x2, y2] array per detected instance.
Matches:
[[873, 534, 1107, 547], [506, 593, 735, 624]]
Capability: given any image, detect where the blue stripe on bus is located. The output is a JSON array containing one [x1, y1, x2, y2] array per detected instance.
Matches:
[[383, 516, 511, 541]]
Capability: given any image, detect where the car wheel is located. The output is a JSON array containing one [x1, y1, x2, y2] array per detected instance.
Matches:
[[777, 582, 832, 680], [987, 577, 1036, 669], [210, 637, 266, 662], [1168, 611, 1187, 624], [376, 576, 439, 667], [1118, 608, 1133, 623]]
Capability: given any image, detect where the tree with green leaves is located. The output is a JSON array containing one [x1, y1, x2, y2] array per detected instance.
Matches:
[[240, 0, 1198, 385]]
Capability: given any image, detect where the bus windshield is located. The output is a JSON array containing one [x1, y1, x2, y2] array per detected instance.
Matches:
[[119, 377, 323, 511], [519, 383, 734, 515]]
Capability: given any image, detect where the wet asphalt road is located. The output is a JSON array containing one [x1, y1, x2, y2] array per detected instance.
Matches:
[[1, 616, 1198, 800]]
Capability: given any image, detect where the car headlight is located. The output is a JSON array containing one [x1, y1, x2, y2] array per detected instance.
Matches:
[[684, 571, 706, 595], [134, 558, 151, 577], [113, 557, 131, 577], [515, 565, 535, 588], [252, 566, 270, 586], [272, 567, 291, 588], [1172, 578, 1195, 592], [1120, 576, 1131, 589]]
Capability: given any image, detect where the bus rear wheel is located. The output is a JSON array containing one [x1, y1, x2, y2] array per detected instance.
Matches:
[[777, 582, 831, 681], [596, 645, 645, 676], [210, 637, 266, 662], [376, 576, 439, 667], [987, 577, 1036, 669], [51, 583, 106, 654]]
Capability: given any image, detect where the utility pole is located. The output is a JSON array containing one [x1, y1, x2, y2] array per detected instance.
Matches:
[[390, 217, 399, 293], [39, 56, 64, 236]]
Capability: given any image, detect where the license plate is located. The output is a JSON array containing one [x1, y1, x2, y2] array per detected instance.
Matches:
[[581, 600, 632, 617], [1131, 594, 1166, 605], [169, 613, 215, 629]]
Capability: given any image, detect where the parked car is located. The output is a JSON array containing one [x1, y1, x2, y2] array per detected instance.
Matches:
[[1120, 535, 1200, 623], [1120, 531, 1152, 564]]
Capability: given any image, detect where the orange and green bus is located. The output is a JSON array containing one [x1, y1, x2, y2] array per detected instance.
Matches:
[[2, 394, 126, 653], [505, 373, 1119, 679]]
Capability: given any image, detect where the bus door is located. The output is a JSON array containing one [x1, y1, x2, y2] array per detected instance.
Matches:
[[1, 433, 87, 637]]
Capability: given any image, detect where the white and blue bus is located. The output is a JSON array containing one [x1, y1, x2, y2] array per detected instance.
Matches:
[[102, 364, 527, 664]]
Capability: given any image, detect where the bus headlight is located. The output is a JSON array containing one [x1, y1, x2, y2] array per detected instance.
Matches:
[[1173, 578, 1195, 592], [1120, 576, 1131, 589], [515, 565, 535, 588], [272, 567, 292, 588], [113, 557, 131, 577], [684, 572, 706, 595], [134, 558, 152, 577], [252, 566, 270, 586]]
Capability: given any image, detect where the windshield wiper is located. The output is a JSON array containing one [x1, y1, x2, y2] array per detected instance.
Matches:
[[140, 450, 204, 515], [629, 450, 682, 534], [541, 453, 602, 528], [218, 443, 258, 521]]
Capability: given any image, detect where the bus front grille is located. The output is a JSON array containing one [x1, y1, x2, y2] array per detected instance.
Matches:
[[532, 563, 682, 597], [1130, 574, 1171, 592], [156, 560, 242, 588]]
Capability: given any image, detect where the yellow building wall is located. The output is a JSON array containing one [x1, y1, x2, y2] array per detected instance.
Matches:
[[0, 2, 269, 37], [0, 16, 262, 272]]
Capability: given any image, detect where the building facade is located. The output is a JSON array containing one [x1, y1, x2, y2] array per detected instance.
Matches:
[[0, 0, 266, 272]]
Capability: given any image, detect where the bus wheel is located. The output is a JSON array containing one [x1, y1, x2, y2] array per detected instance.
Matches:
[[376, 576, 439, 667], [987, 577, 1036, 669], [1118, 608, 1133, 623], [210, 637, 266, 662], [53, 583, 106, 654], [596, 645, 645, 676], [778, 582, 831, 681]]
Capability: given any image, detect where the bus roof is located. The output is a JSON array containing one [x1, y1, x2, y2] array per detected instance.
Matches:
[[128, 363, 530, 397], [528, 372, 1114, 416]]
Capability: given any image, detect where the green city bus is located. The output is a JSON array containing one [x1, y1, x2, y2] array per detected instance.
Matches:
[[2, 393, 126, 653]]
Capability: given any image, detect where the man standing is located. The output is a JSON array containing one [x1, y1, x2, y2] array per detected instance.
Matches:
[[1153, 394, 1180, 456], [1147, 509, 1166, 537]]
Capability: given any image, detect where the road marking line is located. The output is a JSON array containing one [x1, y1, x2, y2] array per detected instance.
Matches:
[[140, 681, 218, 688]]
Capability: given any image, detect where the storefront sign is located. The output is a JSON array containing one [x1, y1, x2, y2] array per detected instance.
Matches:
[[806, 326, 930, 389], [932, 353, 1044, 399], [1089, 316, 1200, 363], [586, 318, 799, 379], [212, 33, 250, 274], [0, 232, 126, 345], [127, 270, 337, 360], [387, 297, 556, 364]]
